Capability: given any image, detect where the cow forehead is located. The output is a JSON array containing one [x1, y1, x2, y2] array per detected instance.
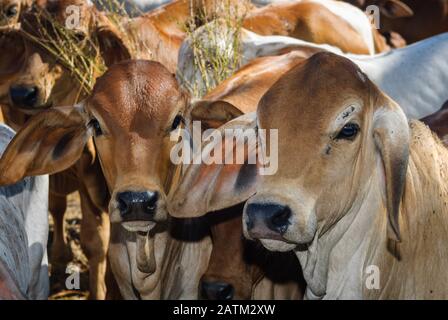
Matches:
[[258, 53, 370, 131], [88, 60, 185, 130]]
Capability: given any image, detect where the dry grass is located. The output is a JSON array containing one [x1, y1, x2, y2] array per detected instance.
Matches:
[[182, 0, 251, 98], [20, 11, 104, 97]]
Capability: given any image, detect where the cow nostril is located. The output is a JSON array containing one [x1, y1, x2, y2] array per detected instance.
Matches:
[[246, 203, 291, 235], [143, 192, 158, 214], [116, 191, 159, 219], [217, 283, 234, 300], [201, 281, 234, 300], [9, 86, 39, 108], [117, 197, 129, 216], [270, 206, 291, 230]]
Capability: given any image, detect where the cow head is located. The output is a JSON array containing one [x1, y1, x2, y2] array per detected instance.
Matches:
[[3, 0, 134, 113], [8, 51, 63, 112], [169, 52, 409, 256], [243, 52, 409, 252], [0, 60, 189, 234]]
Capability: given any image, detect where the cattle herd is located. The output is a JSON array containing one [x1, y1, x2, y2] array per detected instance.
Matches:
[[0, 0, 447, 300]]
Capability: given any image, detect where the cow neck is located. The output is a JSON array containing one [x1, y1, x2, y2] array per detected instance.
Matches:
[[295, 168, 389, 299]]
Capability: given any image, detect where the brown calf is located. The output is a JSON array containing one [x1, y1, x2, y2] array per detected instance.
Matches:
[[0, 60, 211, 299]]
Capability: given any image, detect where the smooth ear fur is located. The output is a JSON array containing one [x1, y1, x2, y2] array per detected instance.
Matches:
[[0, 105, 89, 186], [189, 100, 245, 131], [379, 0, 414, 18], [168, 113, 260, 218], [373, 102, 410, 242]]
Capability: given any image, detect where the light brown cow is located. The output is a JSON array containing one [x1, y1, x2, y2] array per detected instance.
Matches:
[[343, 0, 448, 43], [177, 50, 316, 300], [242, 0, 382, 54], [0, 60, 211, 299], [170, 52, 448, 299]]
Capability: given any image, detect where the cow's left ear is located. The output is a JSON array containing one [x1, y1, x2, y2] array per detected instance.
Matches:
[[93, 12, 132, 67], [373, 100, 410, 242], [378, 0, 414, 18], [0, 104, 90, 186]]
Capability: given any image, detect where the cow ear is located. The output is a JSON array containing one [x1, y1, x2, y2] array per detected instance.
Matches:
[[378, 0, 414, 18], [93, 13, 132, 67], [0, 105, 90, 186], [168, 113, 260, 218], [373, 100, 410, 242], [189, 100, 245, 131]]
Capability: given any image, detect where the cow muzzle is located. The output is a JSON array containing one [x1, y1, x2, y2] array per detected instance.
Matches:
[[244, 203, 291, 241], [9, 85, 40, 110], [112, 190, 160, 232]]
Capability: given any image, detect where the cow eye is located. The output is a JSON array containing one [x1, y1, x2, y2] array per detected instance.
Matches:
[[171, 115, 184, 131], [6, 5, 18, 17], [88, 118, 103, 136], [336, 123, 359, 140]]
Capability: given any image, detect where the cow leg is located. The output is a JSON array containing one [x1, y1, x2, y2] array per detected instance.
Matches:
[[79, 187, 110, 300], [49, 192, 73, 267]]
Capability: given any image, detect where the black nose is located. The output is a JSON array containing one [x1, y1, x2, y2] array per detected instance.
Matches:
[[9, 86, 39, 108], [116, 191, 158, 220], [201, 281, 234, 300], [246, 203, 291, 236]]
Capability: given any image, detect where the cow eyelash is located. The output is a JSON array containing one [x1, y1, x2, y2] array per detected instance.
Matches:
[[88, 118, 103, 136], [335, 123, 360, 140], [171, 115, 184, 131]]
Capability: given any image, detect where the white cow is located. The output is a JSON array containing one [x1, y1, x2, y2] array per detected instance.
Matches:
[[0, 124, 49, 300]]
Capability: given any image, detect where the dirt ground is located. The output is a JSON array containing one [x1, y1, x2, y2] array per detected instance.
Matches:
[[48, 192, 90, 300]]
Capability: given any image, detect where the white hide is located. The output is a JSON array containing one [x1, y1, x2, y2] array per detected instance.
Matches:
[[0, 124, 49, 300]]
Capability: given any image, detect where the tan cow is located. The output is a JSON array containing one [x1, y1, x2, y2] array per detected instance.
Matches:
[[0, 60, 211, 299], [170, 52, 448, 299], [242, 0, 382, 55], [172, 49, 318, 300]]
